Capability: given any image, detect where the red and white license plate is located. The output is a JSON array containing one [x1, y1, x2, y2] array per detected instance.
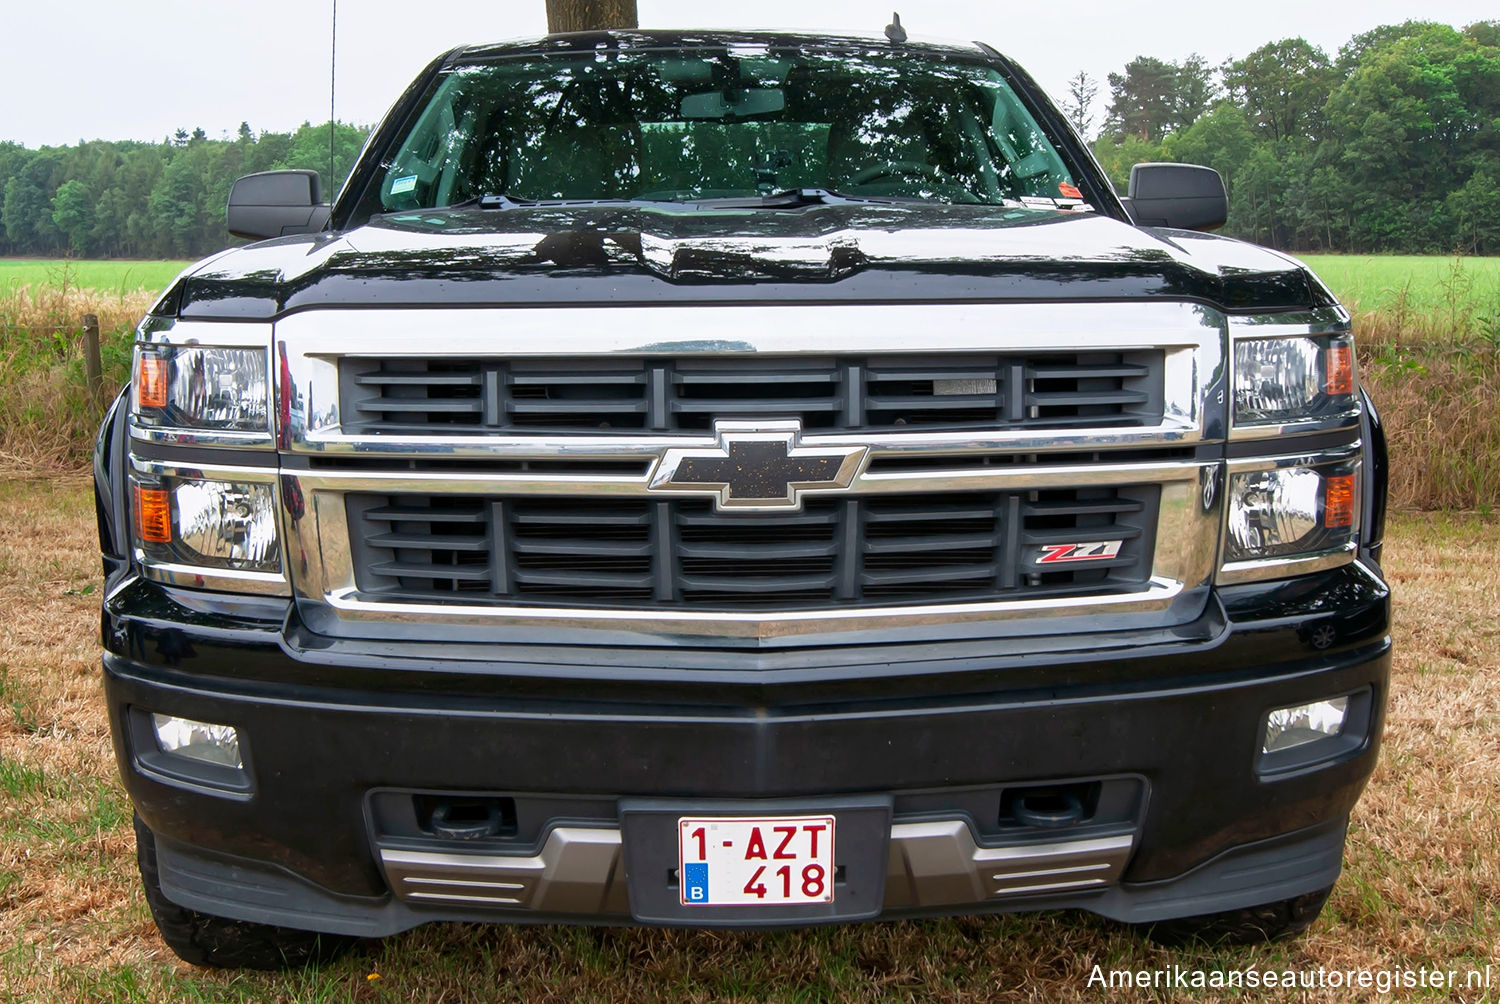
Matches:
[[678, 815, 835, 906]]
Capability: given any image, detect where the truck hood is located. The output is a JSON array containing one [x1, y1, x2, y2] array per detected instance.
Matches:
[[168, 202, 1329, 319]]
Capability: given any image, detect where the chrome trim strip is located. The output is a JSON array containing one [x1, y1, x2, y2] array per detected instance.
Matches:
[[275, 301, 1223, 456], [1216, 543, 1358, 586], [885, 821, 1134, 906], [136, 556, 290, 596], [283, 464, 1217, 641], [321, 579, 1187, 637], [137, 319, 274, 349], [129, 457, 281, 484], [287, 458, 1205, 498], [380, 827, 627, 913], [378, 819, 1134, 912], [128, 419, 275, 449], [1227, 412, 1362, 443], [1224, 444, 1362, 474]]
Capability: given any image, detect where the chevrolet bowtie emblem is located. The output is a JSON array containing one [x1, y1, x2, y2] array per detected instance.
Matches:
[[649, 421, 868, 511]]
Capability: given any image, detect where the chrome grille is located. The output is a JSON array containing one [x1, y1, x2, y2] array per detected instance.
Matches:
[[339, 353, 1162, 435], [347, 488, 1158, 610]]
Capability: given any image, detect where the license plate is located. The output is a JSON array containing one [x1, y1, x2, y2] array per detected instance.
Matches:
[[677, 815, 835, 906]]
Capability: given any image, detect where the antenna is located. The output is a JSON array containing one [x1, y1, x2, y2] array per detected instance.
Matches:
[[329, 0, 337, 194], [884, 12, 907, 44]]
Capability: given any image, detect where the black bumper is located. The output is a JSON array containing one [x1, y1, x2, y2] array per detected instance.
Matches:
[[103, 562, 1390, 935]]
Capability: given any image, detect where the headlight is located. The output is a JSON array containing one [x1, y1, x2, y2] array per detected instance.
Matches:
[[133, 345, 269, 433], [1233, 334, 1355, 428], [132, 476, 281, 574], [1221, 458, 1358, 580]]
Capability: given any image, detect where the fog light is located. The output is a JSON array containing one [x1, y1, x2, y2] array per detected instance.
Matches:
[[151, 714, 242, 769], [1263, 697, 1349, 754]]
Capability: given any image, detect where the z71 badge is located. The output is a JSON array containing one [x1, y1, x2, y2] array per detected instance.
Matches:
[[1036, 540, 1124, 564]]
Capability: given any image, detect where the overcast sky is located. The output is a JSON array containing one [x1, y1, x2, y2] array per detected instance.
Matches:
[[5, 0, 1495, 148]]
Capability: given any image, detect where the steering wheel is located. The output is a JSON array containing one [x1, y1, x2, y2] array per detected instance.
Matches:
[[850, 160, 945, 185]]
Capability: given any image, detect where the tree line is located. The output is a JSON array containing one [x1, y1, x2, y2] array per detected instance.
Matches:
[[1, 122, 367, 260], [1071, 19, 1500, 254], [2, 17, 1497, 260]]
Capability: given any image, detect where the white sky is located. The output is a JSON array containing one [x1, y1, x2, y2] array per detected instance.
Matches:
[[5, 0, 1495, 148]]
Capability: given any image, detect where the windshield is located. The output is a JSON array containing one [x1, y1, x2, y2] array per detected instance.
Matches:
[[358, 44, 1083, 213]]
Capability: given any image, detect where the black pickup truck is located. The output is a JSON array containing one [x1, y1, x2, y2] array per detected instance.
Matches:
[[94, 29, 1390, 968]]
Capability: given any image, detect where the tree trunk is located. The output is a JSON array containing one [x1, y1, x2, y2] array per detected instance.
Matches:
[[545, 0, 637, 32]]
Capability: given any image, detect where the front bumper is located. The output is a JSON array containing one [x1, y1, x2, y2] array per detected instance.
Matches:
[[103, 561, 1389, 936]]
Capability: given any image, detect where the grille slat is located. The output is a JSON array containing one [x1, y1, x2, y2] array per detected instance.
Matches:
[[341, 352, 1163, 435], [355, 399, 483, 414], [349, 487, 1158, 611], [367, 561, 491, 581], [366, 532, 490, 551]]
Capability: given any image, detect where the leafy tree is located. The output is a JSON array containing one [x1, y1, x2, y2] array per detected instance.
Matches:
[[50, 179, 94, 255], [1223, 39, 1339, 142], [1060, 72, 1098, 138], [1105, 55, 1217, 142], [1105, 57, 1180, 141]]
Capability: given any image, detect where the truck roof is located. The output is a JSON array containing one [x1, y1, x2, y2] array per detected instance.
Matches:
[[446, 28, 994, 67]]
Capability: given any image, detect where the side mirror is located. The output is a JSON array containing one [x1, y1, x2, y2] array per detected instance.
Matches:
[[1122, 163, 1227, 232], [227, 170, 332, 241]]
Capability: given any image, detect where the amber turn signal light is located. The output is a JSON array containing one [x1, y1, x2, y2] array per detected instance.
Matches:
[[137, 355, 169, 409], [133, 484, 172, 543], [1324, 474, 1355, 529], [1325, 344, 1353, 397]]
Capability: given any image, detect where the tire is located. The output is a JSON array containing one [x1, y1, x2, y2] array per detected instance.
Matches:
[[134, 814, 359, 969], [1139, 885, 1334, 946]]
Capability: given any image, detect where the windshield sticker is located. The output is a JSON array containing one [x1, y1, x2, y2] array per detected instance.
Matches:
[[390, 174, 418, 195], [1058, 182, 1083, 199]]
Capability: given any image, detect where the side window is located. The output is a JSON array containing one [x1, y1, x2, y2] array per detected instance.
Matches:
[[381, 77, 472, 211], [987, 81, 1070, 195]]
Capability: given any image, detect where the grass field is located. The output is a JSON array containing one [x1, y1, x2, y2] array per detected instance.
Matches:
[[3, 255, 1498, 324], [0, 259, 192, 298], [0, 476, 1493, 1002], [1299, 255, 1500, 326]]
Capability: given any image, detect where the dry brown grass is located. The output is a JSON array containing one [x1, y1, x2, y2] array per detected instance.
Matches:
[[0, 477, 1496, 1002], [0, 284, 151, 474], [1355, 303, 1500, 512]]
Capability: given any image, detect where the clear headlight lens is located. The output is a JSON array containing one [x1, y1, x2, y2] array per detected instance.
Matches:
[[1225, 465, 1357, 562], [133, 477, 280, 572], [133, 346, 269, 433], [1233, 335, 1355, 427]]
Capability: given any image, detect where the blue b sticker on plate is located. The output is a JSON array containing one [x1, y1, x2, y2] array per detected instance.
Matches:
[[682, 863, 709, 903]]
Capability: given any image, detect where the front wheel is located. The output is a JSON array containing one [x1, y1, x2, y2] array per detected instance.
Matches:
[[135, 814, 359, 969], [1138, 885, 1335, 946]]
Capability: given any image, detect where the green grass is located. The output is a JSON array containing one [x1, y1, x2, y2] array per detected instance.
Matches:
[[1298, 254, 1500, 321], [0, 259, 193, 297]]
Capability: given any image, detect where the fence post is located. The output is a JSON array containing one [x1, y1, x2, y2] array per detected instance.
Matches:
[[81, 313, 103, 408]]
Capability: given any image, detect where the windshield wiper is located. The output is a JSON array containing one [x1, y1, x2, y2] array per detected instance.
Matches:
[[685, 188, 950, 210], [685, 188, 877, 210]]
